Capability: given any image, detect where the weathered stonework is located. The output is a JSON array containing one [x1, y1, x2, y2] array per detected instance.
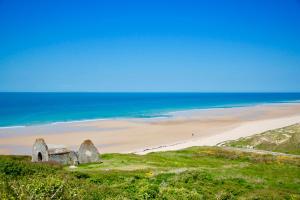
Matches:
[[48, 151, 79, 165], [78, 140, 100, 164], [31, 138, 99, 165], [32, 138, 49, 162]]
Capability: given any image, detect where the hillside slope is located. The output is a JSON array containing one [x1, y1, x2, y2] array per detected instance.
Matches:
[[1, 146, 300, 199], [221, 123, 300, 155]]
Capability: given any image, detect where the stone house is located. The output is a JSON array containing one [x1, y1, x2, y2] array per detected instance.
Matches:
[[32, 138, 100, 165]]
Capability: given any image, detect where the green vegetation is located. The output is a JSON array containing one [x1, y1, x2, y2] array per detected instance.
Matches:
[[1, 146, 300, 199], [222, 123, 300, 155]]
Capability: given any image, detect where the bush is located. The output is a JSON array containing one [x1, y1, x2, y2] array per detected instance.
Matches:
[[1, 175, 82, 200], [73, 171, 90, 179], [158, 187, 203, 200], [0, 159, 36, 177]]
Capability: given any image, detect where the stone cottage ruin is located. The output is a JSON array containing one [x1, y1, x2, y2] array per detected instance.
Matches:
[[32, 138, 100, 165], [78, 140, 100, 164]]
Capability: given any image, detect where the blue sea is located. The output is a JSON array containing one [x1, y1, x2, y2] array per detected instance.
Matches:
[[1, 92, 300, 127]]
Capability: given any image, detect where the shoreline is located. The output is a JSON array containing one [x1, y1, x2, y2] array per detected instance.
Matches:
[[0, 102, 300, 155], [133, 114, 300, 154], [1, 101, 300, 129]]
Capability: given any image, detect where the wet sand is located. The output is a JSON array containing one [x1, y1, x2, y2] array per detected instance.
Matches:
[[1, 103, 300, 155]]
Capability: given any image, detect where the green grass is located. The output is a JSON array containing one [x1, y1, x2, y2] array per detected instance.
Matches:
[[1, 146, 300, 199], [222, 123, 300, 155]]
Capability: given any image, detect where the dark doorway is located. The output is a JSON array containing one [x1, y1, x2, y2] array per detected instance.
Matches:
[[38, 152, 42, 161]]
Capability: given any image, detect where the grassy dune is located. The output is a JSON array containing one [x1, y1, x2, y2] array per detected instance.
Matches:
[[1, 146, 300, 199], [222, 123, 300, 155]]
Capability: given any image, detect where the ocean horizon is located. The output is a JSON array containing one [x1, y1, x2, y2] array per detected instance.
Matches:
[[1, 92, 300, 128]]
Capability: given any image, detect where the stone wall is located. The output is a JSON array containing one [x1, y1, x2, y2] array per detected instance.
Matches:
[[31, 138, 99, 165], [49, 151, 79, 165], [78, 140, 100, 164], [32, 138, 49, 162]]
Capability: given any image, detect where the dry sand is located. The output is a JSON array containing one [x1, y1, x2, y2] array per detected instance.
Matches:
[[0, 103, 300, 155]]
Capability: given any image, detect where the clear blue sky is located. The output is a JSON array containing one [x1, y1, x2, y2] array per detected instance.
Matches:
[[0, 0, 300, 92]]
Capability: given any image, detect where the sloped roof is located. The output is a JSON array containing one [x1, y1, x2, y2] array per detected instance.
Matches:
[[47, 144, 71, 155]]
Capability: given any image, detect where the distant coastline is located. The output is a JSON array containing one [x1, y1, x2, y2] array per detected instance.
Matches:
[[0, 100, 300, 129], [0, 100, 298, 130], [1, 92, 300, 128]]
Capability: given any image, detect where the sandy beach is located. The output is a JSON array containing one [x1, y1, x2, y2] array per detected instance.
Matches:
[[1, 103, 300, 155]]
